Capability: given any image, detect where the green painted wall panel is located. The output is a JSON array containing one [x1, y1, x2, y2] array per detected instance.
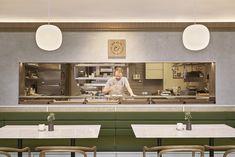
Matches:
[[0, 113, 48, 120], [116, 112, 184, 120], [0, 140, 18, 147], [3, 121, 114, 128], [23, 139, 69, 149], [1, 112, 235, 151], [54, 121, 114, 128]]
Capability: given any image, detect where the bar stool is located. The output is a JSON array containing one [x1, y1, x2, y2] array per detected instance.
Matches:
[[35, 146, 96, 157], [144, 145, 205, 157], [0, 147, 31, 157], [205, 145, 235, 157]]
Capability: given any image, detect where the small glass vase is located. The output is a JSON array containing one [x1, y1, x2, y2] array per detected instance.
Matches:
[[48, 122, 54, 131], [186, 121, 192, 130]]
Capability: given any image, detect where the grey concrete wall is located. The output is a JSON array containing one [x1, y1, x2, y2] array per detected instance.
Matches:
[[0, 31, 233, 105]]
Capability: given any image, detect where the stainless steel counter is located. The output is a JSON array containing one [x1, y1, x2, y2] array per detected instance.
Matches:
[[19, 95, 214, 104], [19, 95, 211, 99]]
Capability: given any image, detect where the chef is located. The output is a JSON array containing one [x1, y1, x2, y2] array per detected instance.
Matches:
[[102, 67, 135, 96]]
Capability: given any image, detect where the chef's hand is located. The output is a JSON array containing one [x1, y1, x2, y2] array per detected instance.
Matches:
[[131, 94, 136, 97]]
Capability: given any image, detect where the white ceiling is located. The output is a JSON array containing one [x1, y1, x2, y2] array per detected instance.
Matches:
[[0, 0, 235, 22]]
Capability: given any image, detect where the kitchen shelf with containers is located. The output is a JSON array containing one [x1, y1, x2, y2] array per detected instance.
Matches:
[[74, 63, 128, 95], [21, 63, 65, 97], [172, 63, 208, 81], [23, 63, 40, 96]]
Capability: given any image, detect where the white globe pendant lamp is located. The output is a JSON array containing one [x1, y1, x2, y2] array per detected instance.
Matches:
[[35, 0, 62, 51], [36, 24, 62, 51], [183, 24, 210, 51]]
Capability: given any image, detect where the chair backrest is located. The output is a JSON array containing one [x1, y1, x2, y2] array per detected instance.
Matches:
[[0, 147, 31, 157], [0, 151, 11, 157], [204, 145, 235, 157], [39, 149, 87, 157], [158, 148, 204, 157], [224, 149, 235, 157], [144, 145, 204, 157], [35, 146, 96, 157], [205, 145, 235, 151]]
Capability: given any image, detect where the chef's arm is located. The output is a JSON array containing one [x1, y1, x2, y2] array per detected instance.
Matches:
[[102, 86, 111, 94], [125, 79, 135, 96], [126, 85, 135, 96], [103, 82, 114, 94]]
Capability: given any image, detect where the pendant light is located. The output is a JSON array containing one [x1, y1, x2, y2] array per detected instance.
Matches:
[[183, 24, 210, 51], [182, 0, 210, 51], [35, 0, 62, 51]]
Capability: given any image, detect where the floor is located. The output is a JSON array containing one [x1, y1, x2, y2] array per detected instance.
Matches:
[[11, 152, 232, 157]]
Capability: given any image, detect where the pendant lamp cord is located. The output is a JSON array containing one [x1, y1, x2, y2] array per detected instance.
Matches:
[[47, 0, 51, 24], [193, 0, 197, 24]]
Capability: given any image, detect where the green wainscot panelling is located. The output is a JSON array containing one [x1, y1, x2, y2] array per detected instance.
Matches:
[[55, 112, 116, 120], [23, 139, 69, 150], [215, 138, 235, 145], [54, 120, 115, 128], [0, 139, 18, 147], [116, 112, 184, 120], [0, 112, 116, 121], [77, 136, 116, 151], [0, 112, 235, 151], [4, 120, 114, 129], [0, 112, 48, 121], [0, 121, 3, 127], [3, 121, 47, 126], [116, 121, 186, 129]]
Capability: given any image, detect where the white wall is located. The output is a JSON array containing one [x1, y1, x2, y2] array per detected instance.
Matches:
[[0, 31, 234, 105]]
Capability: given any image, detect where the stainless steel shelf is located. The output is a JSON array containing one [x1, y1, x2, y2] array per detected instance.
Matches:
[[75, 63, 126, 67], [75, 77, 111, 80]]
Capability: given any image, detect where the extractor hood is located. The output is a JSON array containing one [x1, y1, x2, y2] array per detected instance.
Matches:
[[184, 71, 204, 82]]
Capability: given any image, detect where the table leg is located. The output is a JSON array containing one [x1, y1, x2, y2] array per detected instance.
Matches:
[[70, 138, 76, 157], [156, 138, 162, 157], [209, 138, 214, 157], [17, 139, 23, 157], [157, 138, 162, 146]]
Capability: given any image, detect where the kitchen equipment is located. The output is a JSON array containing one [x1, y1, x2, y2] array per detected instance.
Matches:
[[132, 74, 141, 80], [37, 64, 64, 96], [184, 71, 204, 82], [160, 89, 172, 96]]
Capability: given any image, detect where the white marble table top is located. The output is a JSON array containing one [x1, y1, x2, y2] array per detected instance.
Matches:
[[0, 125, 101, 139], [131, 124, 235, 138]]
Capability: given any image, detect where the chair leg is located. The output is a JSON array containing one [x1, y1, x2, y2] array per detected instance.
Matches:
[[39, 152, 45, 157], [223, 152, 227, 157], [94, 149, 96, 157], [0, 151, 11, 157], [192, 151, 195, 157], [157, 152, 161, 157], [28, 149, 31, 157]]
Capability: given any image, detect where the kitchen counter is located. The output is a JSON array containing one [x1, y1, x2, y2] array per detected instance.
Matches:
[[19, 95, 214, 104], [19, 95, 211, 99]]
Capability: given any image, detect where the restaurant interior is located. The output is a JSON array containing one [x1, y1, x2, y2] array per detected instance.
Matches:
[[1, 0, 235, 157]]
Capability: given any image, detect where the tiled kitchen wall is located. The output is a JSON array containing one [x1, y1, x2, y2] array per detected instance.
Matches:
[[128, 63, 163, 95]]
